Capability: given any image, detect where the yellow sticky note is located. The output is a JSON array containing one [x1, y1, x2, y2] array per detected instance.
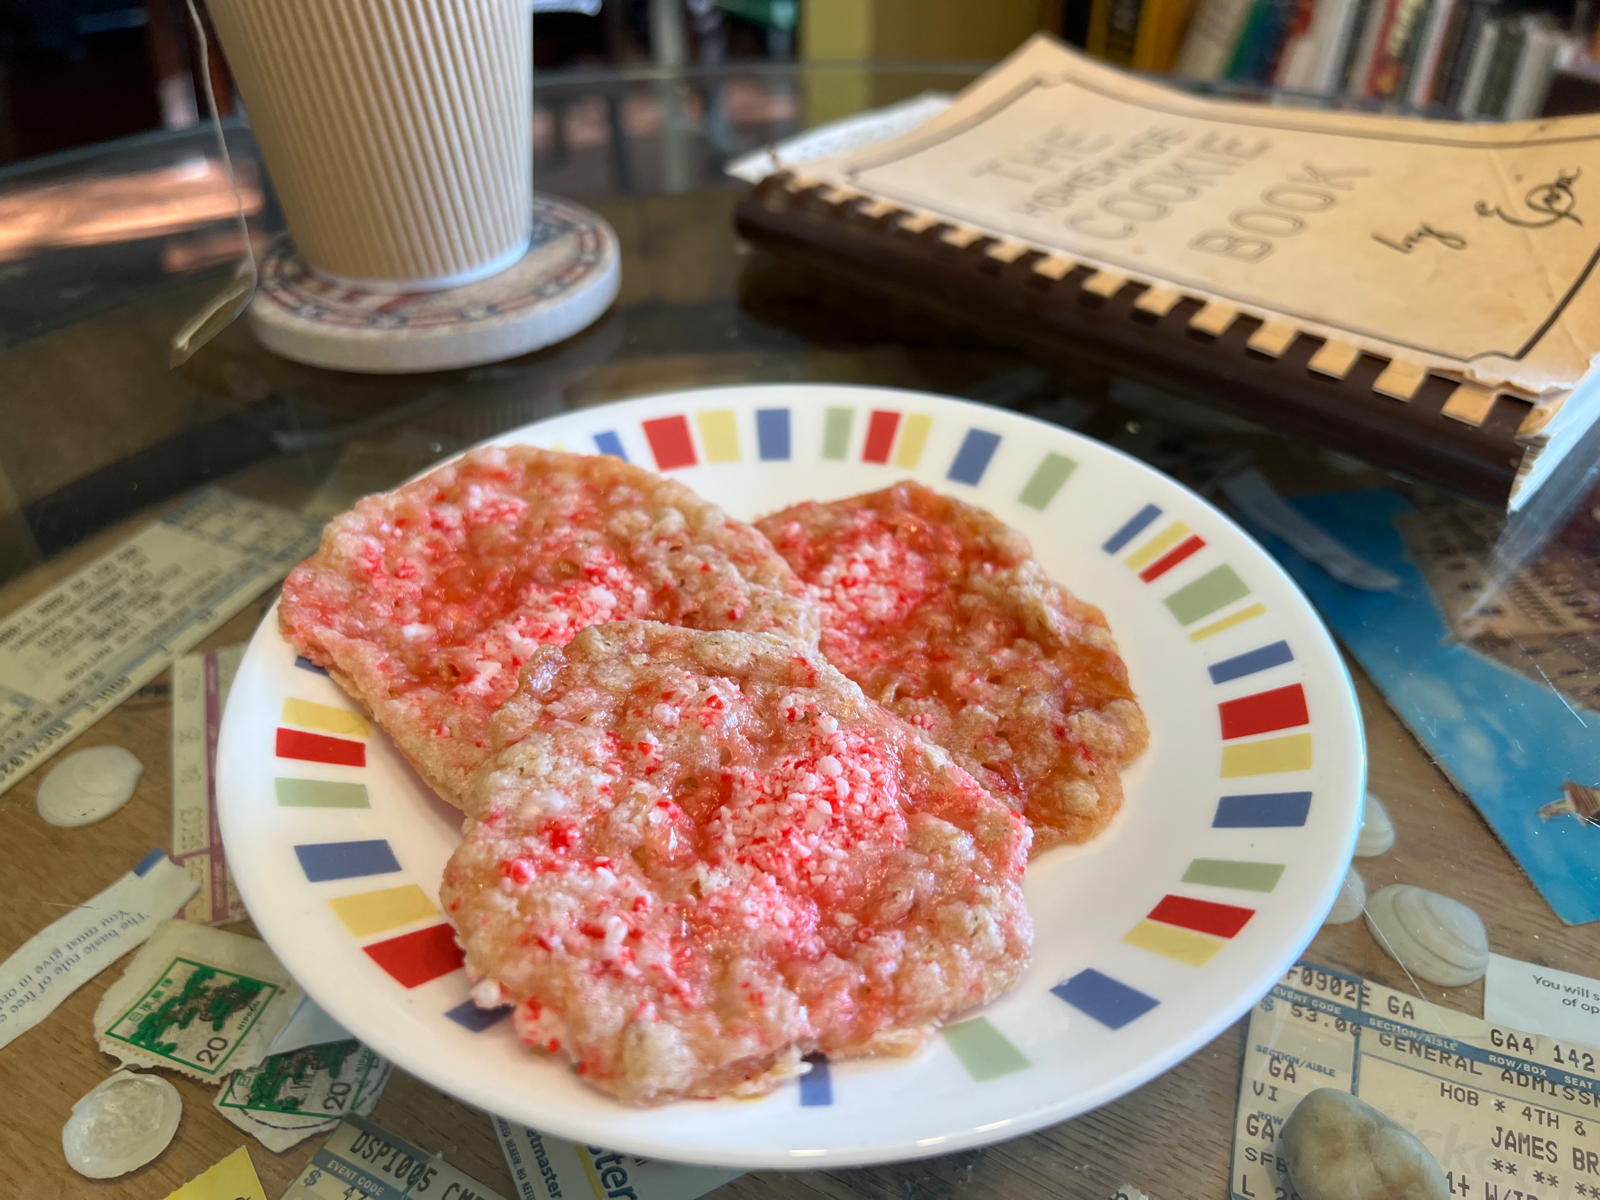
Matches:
[[164, 1146, 266, 1200]]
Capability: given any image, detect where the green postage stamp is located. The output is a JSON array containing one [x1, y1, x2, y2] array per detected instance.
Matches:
[[215, 1039, 392, 1152], [92, 919, 302, 1081]]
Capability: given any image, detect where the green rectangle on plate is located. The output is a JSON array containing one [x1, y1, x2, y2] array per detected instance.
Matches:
[[1019, 452, 1076, 509], [822, 407, 853, 460], [275, 778, 369, 808], [1182, 858, 1285, 892], [1164, 565, 1249, 625], [941, 1017, 1029, 1081]]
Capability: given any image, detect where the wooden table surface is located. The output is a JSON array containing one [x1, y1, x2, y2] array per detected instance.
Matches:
[[1, 189, 1596, 1199]]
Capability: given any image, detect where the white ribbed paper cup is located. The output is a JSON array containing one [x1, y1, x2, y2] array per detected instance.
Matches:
[[209, 0, 532, 291]]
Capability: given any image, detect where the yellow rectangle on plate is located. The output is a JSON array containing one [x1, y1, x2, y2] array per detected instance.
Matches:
[[695, 409, 740, 463], [1123, 919, 1225, 966], [1188, 601, 1268, 642], [1222, 732, 1314, 777], [892, 412, 933, 468], [328, 885, 438, 937], [1125, 521, 1190, 570], [281, 698, 370, 739]]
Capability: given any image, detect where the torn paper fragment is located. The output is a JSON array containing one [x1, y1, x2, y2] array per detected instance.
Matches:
[[0, 849, 197, 1052], [214, 1039, 390, 1153], [161, 1145, 267, 1200], [93, 919, 302, 1081], [266, 994, 350, 1057], [171, 645, 247, 924], [281, 1115, 511, 1200], [493, 1118, 743, 1200], [1484, 953, 1600, 1049]]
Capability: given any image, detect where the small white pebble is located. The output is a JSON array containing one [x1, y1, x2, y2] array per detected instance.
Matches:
[[818, 756, 843, 778]]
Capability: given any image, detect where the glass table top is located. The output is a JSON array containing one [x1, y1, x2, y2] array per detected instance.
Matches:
[[0, 61, 1596, 1200]]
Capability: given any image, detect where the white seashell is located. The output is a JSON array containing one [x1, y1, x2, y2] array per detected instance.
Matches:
[[1325, 868, 1366, 925], [1355, 791, 1395, 857], [62, 1070, 181, 1178], [1364, 885, 1488, 986], [37, 747, 142, 827]]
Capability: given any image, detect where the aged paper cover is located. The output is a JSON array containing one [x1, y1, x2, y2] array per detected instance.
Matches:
[[799, 36, 1600, 404]]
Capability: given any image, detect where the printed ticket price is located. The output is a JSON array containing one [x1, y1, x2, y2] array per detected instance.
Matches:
[[0, 489, 319, 797], [1231, 962, 1600, 1200]]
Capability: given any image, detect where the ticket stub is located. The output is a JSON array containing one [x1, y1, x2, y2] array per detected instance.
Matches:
[[171, 644, 246, 924], [1231, 961, 1600, 1200], [93, 919, 303, 1081], [0, 489, 320, 798], [1485, 954, 1600, 1052], [0, 849, 196, 1051], [215, 1039, 392, 1152], [163, 1145, 268, 1200], [280, 1114, 510, 1200], [493, 1119, 742, 1200]]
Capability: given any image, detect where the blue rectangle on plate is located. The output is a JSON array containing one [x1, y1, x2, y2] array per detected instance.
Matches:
[[593, 430, 627, 461], [799, 1053, 832, 1105], [1208, 641, 1294, 684], [294, 655, 329, 675], [756, 408, 791, 460], [1052, 969, 1158, 1030], [294, 839, 402, 882], [1213, 791, 1313, 828], [1103, 504, 1161, 554], [445, 1000, 512, 1033], [947, 429, 1000, 485]]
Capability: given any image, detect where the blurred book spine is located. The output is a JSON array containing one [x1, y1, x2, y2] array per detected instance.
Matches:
[[1113, 0, 1591, 118], [1133, 0, 1196, 69], [1174, 0, 1255, 76]]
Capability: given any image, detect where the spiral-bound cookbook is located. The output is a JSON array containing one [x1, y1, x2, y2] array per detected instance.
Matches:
[[735, 36, 1600, 507]]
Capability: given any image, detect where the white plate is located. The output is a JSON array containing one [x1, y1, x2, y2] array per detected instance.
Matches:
[[218, 384, 1364, 1169]]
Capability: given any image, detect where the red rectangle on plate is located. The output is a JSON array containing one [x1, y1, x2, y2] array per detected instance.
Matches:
[[1219, 684, 1309, 740], [1148, 894, 1255, 938], [1138, 534, 1206, 583], [643, 415, 696, 469], [862, 410, 900, 463], [363, 923, 465, 987], [276, 728, 366, 767]]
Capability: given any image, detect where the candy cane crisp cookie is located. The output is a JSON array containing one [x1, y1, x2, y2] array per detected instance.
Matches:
[[441, 621, 1032, 1105], [758, 482, 1147, 851], [280, 447, 818, 808]]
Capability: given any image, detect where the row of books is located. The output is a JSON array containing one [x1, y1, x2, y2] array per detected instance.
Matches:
[[1081, 0, 1589, 119]]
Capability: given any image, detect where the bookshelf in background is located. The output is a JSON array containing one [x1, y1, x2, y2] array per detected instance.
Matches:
[[1071, 0, 1599, 119]]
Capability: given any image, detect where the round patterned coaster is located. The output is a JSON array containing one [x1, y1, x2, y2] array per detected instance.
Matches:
[[249, 193, 620, 373]]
